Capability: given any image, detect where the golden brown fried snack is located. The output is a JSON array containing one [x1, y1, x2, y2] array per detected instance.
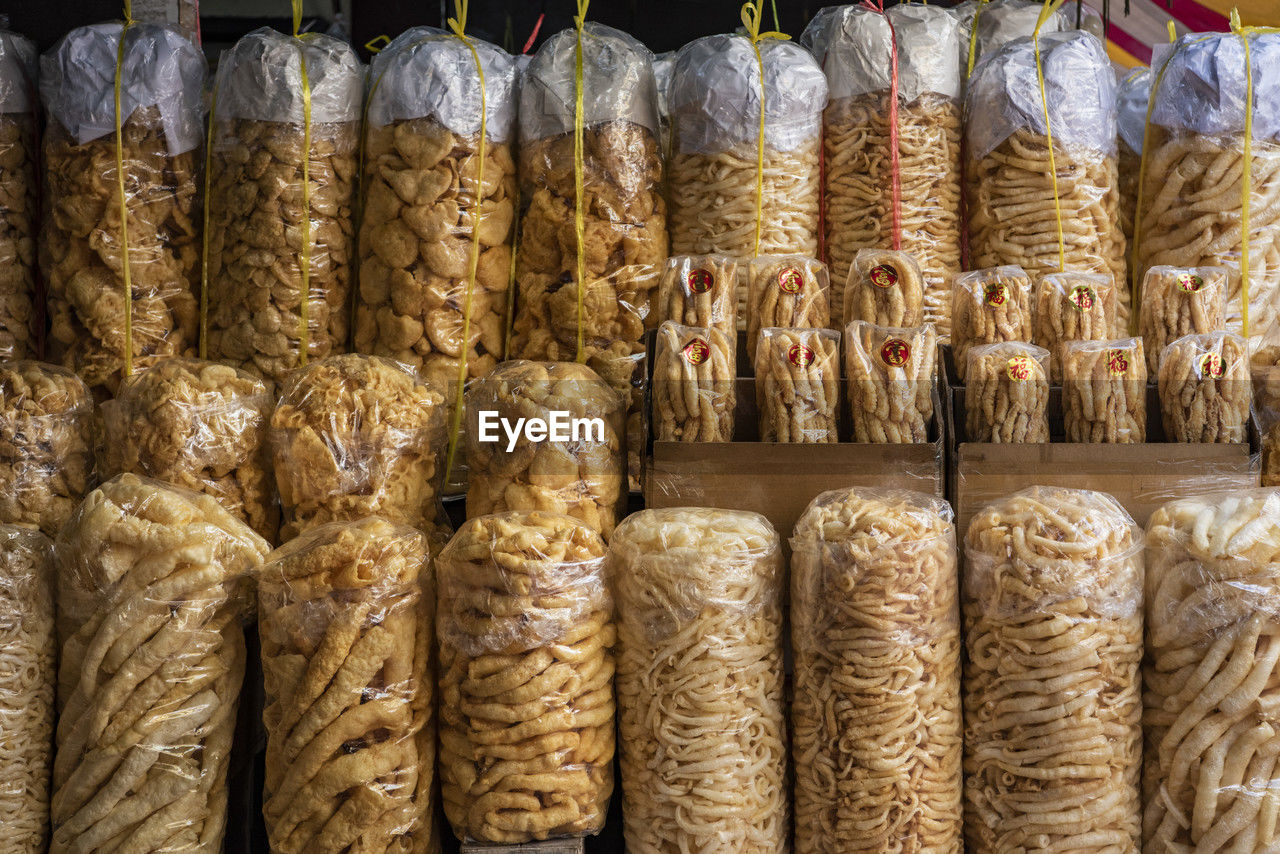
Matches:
[[0, 361, 93, 537], [656, 254, 738, 339], [951, 266, 1032, 382], [101, 357, 277, 541], [791, 488, 961, 854], [965, 342, 1050, 443], [843, 248, 925, 329], [437, 511, 614, 844], [270, 354, 446, 539], [651, 321, 735, 443], [0, 526, 55, 853], [1144, 492, 1280, 854], [845, 321, 938, 444], [1062, 338, 1147, 444], [754, 327, 839, 443], [0, 114, 37, 360], [1033, 271, 1117, 382], [466, 360, 625, 538], [745, 255, 831, 365], [52, 474, 268, 854], [1158, 332, 1252, 444], [42, 112, 200, 396], [610, 508, 787, 853], [1138, 265, 1228, 374], [964, 486, 1143, 854], [260, 517, 434, 853]]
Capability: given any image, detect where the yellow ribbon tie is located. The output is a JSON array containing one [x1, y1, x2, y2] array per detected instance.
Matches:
[[115, 1, 135, 378], [740, 1, 789, 258], [293, 0, 314, 367], [573, 0, 590, 363], [966, 0, 990, 79], [1033, 0, 1068, 274]]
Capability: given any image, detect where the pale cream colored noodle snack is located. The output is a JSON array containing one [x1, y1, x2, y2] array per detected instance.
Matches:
[[656, 254, 738, 339], [844, 248, 925, 329], [845, 321, 938, 443], [965, 342, 1050, 443], [1062, 337, 1147, 444], [964, 486, 1143, 854], [1159, 332, 1252, 444], [1138, 266, 1228, 374], [610, 508, 787, 853], [951, 266, 1032, 382], [1032, 271, 1116, 382], [754, 327, 840, 443], [438, 511, 614, 844], [651, 321, 735, 443], [791, 488, 962, 854], [746, 255, 831, 363], [1144, 491, 1280, 854]]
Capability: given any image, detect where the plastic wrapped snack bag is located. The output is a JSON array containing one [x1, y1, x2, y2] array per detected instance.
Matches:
[[953, 0, 1070, 76], [951, 265, 1032, 382], [1138, 266, 1228, 374], [1033, 271, 1117, 382], [1061, 337, 1147, 444], [845, 320, 938, 444], [651, 321, 735, 443], [965, 341, 1050, 443], [753, 326, 839, 443], [0, 30, 37, 360], [842, 248, 925, 330], [745, 254, 830, 364], [1159, 331, 1252, 444], [656, 253, 738, 340]]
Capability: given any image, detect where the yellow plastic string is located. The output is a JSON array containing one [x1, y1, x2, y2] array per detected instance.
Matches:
[[573, 0, 589, 362], [293, 0, 314, 367], [966, 0, 990, 79], [444, 0, 488, 483], [1033, 0, 1068, 273], [740, 1, 790, 258], [114, 1, 135, 378], [199, 87, 217, 358]]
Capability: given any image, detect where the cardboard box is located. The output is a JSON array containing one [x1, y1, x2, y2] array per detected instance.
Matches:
[[460, 842, 584, 854]]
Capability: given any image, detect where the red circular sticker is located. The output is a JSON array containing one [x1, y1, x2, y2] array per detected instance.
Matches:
[[880, 338, 911, 367], [1177, 272, 1206, 293], [1068, 284, 1096, 312], [1005, 355, 1033, 382], [687, 268, 714, 294], [1107, 349, 1131, 376], [1200, 352, 1225, 378], [682, 338, 710, 365], [869, 264, 899, 289], [984, 282, 1009, 307], [788, 344, 815, 367], [778, 267, 803, 294]]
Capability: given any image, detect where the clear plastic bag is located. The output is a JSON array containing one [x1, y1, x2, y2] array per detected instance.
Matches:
[[39, 22, 207, 395], [790, 488, 961, 854], [1116, 66, 1151, 251], [1062, 337, 1147, 444], [437, 510, 613, 844], [1159, 331, 1252, 444], [100, 357, 277, 541], [843, 248, 925, 329], [0, 29, 37, 360], [965, 341, 1050, 443], [259, 517, 434, 851], [270, 354, 446, 539], [205, 28, 362, 383], [1144, 491, 1280, 854], [952, 0, 1071, 73], [951, 265, 1032, 382], [745, 255, 830, 364], [0, 360, 94, 537], [656, 253, 738, 339], [0, 525, 54, 853], [845, 320, 938, 444], [609, 508, 786, 853], [1138, 266, 1228, 374], [1033, 271, 1117, 382], [963, 485, 1143, 854], [52, 473, 269, 853], [465, 360, 625, 538], [651, 321, 735, 443], [753, 327, 840, 444]]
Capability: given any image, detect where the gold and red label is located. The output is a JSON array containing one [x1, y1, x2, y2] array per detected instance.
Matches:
[[778, 267, 803, 294], [1107, 349, 1130, 376], [880, 338, 910, 367], [1177, 272, 1206, 293], [1005, 355, 1033, 382], [869, 264, 899, 289], [788, 344, 815, 367], [984, 282, 1009, 307], [687, 268, 714, 294], [1068, 284, 1096, 312], [1199, 352, 1226, 378], [682, 338, 710, 365]]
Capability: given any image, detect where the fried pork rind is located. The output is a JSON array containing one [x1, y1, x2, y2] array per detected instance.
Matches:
[[260, 517, 435, 853], [0, 526, 55, 853], [51, 473, 269, 854], [951, 265, 1032, 382], [0, 361, 94, 537], [39, 23, 207, 396], [205, 28, 362, 383], [465, 360, 624, 538], [845, 321, 938, 443], [1158, 332, 1252, 444], [101, 357, 277, 541], [270, 354, 446, 540], [610, 508, 787, 853], [963, 486, 1143, 854], [754, 327, 840, 444], [651, 321, 736, 443], [437, 511, 614, 844], [1033, 271, 1117, 382], [790, 488, 961, 854], [0, 30, 38, 360], [1144, 491, 1280, 854], [843, 248, 925, 330], [965, 341, 1050, 443], [656, 253, 738, 338], [1137, 266, 1228, 374], [745, 255, 831, 364], [1062, 337, 1147, 444]]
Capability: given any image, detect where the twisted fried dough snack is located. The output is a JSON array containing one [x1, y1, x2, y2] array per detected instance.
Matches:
[[52, 474, 269, 854], [437, 511, 614, 844], [745, 255, 830, 365], [845, 321, 938, 444], [0, 361, 94, 537], [101, 358, 277, 541], [1062, 338, 1147, 444], [754, 327, 839, 443], [1138, 266, 1228, 374], [656, 254, 737, 339], [951, 266, 1032, 382], [465, 360, 624, 538], [965, 342, 1050, 443], [0, 114, 36, 359], [843, 248, 925, 329], [0, 526, 55, 853], [260, 517, 434, 853], [824, 94, 962, 334], [964, 486, 1143, 854], [610, 508, 787, 853], [1033, 272, 1117, 382], [651, 321, 735, 443], [1158, 332, 1252, 444], [270, 354, 446, 539]]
